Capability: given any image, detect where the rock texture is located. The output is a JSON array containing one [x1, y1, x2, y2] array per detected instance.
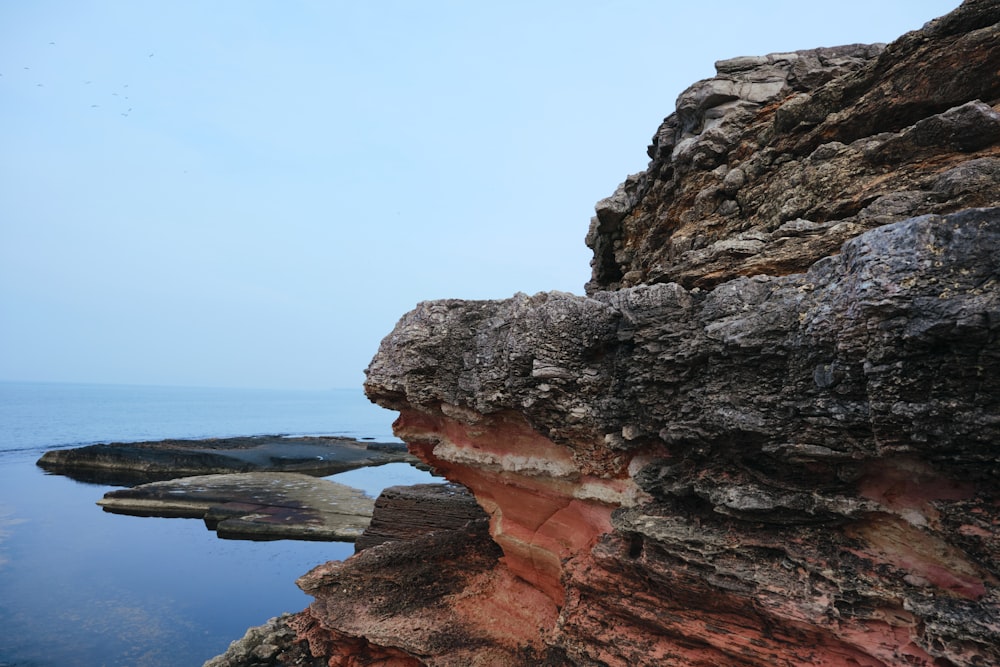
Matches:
[[293, 518, 564, 666], [223, 2, 1000, 666], [99, 472, 375, 541], [354, 482, 486, 552], [586, 0, 1000, 293], [360, 207, 1000, 665], [203, 614, 325, 667]]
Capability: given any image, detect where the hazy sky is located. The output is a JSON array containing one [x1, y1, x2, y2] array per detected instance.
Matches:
[[1, 1, 959, 390]]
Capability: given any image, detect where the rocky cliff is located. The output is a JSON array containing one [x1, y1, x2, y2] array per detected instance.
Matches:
[[218, 2, 1000, 665]]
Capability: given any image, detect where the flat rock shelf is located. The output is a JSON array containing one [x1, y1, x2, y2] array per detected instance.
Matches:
[[98, 472, 375, 541], [37, 434, 417, 485]]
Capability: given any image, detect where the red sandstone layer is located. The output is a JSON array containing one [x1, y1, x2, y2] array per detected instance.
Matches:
[[393, 409, 637, 607]]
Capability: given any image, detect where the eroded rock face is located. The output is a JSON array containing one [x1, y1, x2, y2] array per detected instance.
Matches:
[[295, 519, 564, 666], [362, 208, 1000, 665], [586, 0, 1000, 293], [354, 482, 486, 552], [277, 2, 1000, 665]]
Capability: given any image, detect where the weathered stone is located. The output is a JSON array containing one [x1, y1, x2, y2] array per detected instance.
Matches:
[[354, 482, 486, 552], [293, 519, 563, 666], [98, 472, 375, 541], [344, 206, 1000, 664], [587, 0, 1000, 293], [220, 2, 1000, 665], [203, 614, 324, 667], [37, 435, 414, 485]]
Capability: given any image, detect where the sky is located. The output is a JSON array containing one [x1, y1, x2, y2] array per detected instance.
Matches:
[[0, 0, 961, 391]]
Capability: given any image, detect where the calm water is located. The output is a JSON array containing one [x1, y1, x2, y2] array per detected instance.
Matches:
[[0, 382, 434, 667]]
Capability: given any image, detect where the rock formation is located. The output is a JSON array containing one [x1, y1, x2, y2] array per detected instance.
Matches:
[[98, 472, 376, 541], [586, 0, 1000, 293], [353, 482, 486, 552], [210, 2, 1000, 665], [38, 435, 414, 485], [355, 205, 1000, 666]]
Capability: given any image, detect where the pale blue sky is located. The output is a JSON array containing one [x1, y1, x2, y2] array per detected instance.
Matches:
[[1, 1, 959, 390]]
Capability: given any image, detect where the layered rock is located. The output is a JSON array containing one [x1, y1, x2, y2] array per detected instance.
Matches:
[[98, 472, 375, 541], [354, 482, 486, 552], [38, 435, 414, 485], [359, 207, 1000, 665], [293, 518, 565, 665], [586, 0, 1000, 293], [240, 2, 1000, 666]]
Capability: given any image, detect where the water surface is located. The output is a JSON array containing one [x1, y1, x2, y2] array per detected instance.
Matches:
[[0, 382, 433, 667]]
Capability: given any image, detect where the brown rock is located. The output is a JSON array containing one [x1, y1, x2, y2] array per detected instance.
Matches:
[[293, 518, 563, 666], [354, 482, 486, 552], [360, 207, 1000, 665], [586, 0, 1000, 293]]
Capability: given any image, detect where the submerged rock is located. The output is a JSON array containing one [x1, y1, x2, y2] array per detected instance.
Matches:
[[37, 435, 414, 485], [98, 472, 374, 541]]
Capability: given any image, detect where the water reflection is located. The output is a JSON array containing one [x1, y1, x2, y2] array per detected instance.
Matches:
[[0, 458, 435, 667]]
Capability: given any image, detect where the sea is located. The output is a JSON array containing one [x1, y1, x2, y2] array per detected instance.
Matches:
[[0, 381, 436, 667]]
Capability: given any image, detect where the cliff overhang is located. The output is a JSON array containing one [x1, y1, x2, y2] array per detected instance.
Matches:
[[219, 2, 1000, 665]]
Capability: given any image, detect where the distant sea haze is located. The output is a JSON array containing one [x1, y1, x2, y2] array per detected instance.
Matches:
[[0, 381, 401, 453], [0, 381, 430, 667]]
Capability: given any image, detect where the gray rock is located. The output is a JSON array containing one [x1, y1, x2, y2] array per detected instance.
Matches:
[[590, 3, 1000, 293], [274, 3, 1000, 664], [203, 614, 321, 667], [37, 434, 415, 485], [370, 209, 1000, 481], [98, 472, 375, 541], [365, 206, 1000, 665]]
